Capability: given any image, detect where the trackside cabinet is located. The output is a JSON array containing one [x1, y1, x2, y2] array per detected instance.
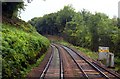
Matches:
[[98, 46, 109, 60], [98, 46, 114, 67]]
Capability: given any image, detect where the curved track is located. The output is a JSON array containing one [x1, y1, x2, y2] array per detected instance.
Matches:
[[62, 45, 120, 79], [54, 44, 85, 79], [39, 44, 120, 79], [40, 45, 63, 79]]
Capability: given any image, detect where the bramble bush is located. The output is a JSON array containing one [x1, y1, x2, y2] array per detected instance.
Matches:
[[1, 23, 50, 78]]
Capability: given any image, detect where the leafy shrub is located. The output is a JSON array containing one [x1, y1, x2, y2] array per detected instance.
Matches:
[[1, 23, 50, 78]]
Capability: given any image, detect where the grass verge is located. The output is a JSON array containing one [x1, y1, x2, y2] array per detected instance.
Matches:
[[57, 40, 98, 60]]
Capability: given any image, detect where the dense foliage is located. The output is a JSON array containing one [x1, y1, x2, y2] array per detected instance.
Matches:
[[29, 5, 120, 55], [28, 5, 75, 35], [1, 1, 50, 78], [2, 2, 25, 18], [1, 23, 50, 78]]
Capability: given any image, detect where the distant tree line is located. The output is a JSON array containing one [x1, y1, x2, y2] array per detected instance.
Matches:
[[29, 5, 120, 56], [28, 6, 75, 35]]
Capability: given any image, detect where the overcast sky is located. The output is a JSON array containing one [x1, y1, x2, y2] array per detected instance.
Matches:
[[20, 0, 120, 22]]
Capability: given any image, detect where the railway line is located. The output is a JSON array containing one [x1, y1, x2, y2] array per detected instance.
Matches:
[[39, 44, 120, 79], [40, 45, 63, 79]]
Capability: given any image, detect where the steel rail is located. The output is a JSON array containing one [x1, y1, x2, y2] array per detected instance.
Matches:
[[62, 45, 110, 79], [40, 45, 54, 79], [92, 62, 120, 79], [53, 44, 64, 79], [62, 46, 89, 79]]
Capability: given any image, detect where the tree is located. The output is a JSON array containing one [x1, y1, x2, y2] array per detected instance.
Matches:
[[56, 5, 75, 33], [29, 5, 76, 35], [2, 2, 25, 18], [29, 6, 120, 55]]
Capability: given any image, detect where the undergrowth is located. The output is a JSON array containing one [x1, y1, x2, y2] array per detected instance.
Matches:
[[1, 23, 50, 78], [115, 57, 120, 73]]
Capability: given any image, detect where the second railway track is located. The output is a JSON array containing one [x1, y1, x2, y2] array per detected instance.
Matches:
[[61, 45, 120, 79], [39, 44, 120, 79]]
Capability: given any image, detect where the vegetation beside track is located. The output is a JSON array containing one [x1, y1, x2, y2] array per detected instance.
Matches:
[[1, 2, 50, 78], [1, 22, 50, 78], [115, 57, 120, 73]]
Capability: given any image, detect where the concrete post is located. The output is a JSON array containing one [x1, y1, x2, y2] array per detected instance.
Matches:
[[106, 53, 114, 68], [110, 53, 114, 67]]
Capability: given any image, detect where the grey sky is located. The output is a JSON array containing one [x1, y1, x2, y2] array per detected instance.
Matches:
[[20, 0, 120, 22]]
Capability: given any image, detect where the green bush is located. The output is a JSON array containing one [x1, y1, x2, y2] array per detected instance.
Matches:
[[1, 23, 50, 78]]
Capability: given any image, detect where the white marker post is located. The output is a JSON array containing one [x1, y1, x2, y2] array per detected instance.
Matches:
[[106, 53, 114, 68], [118, 1, 120, 18]]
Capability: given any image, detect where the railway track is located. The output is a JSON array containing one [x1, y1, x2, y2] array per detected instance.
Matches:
[[55, 44, 85, 79], [39, 44, 120, 79], [62, 45, 120, 79], [40, 45, 63, 79]]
